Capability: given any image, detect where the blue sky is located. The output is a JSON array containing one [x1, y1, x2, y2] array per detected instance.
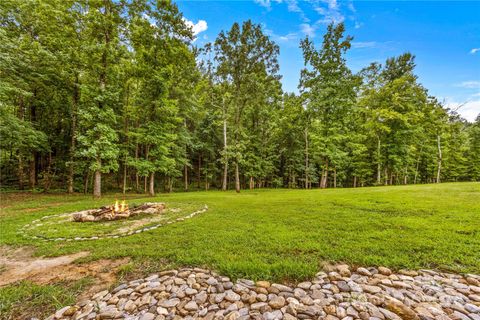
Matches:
[[177, 0, 480, 122]]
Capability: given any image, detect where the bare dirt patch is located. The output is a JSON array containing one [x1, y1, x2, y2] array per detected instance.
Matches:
[[0, 246, 129, 290]]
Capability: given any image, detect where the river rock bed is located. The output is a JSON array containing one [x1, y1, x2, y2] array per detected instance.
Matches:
[[48, 264, 480, 320]]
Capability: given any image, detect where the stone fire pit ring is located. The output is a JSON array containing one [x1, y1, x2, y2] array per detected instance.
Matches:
[[18, 204, 208, 242], [72, 202, 167, 222]]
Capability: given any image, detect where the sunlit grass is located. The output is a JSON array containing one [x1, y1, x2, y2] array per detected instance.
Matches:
[[1, 182, 479, 281], [0, 278, 94, 319]]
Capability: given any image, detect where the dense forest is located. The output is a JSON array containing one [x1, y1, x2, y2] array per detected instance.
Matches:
[[1, 0, 479, 197]]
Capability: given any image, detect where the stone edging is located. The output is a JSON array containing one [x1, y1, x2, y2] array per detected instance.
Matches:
[[47, 264, 480, 320], [17, 205, 208, 242]]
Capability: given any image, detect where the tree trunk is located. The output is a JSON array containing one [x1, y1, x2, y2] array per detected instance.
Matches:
[[92, 2, 108, 197], [43, 152, 54, 192], [93, 168, 101, 198], [287, 167, 291, 188], [122, 89, 129, 195], [249, 176, 254, 190], [320, 159, 329, 189], [122, 162, 127, 194], [144, 145, 149, 193], [222, 117, 228, 191], [83, 170, 89, 194], [403, 165, 408, 185], [414, 155, 421, 184], [17, 154, 25, 190], [17, 97, 25, 190], [222, 163, 228, 190], [29, 92, 38, 190], [149, 172, 155, 196], [197, 154, 202, 189], [235, 162, 240, 193], [333, 167, 337, 188], [304, 127, 309, 189], [184, 165, 188, 191], [353, 176, 357, 188], [135, 143, 139, 192], [325, 167, 329, 188], [67, 74, 79, 194], [167, 177, 173, 193], [29, 154, 36, 189], [204, 163, 210, 191], [376, 137, 381, 185], [436, 134, 442, 183]]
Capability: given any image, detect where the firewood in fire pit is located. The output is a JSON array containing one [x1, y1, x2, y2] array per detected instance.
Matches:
[[71, 202, 166, 222]]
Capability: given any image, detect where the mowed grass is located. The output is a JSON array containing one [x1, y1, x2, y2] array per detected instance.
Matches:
[[0, 278, 94, 318], [1, 182, 479, 282]]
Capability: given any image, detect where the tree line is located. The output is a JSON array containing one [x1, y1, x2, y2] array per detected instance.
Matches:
[[1, 0, 479, 197]]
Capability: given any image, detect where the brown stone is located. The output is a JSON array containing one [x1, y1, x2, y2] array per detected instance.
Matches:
[[256, 281, 270, 288], [386, 297, 420, 320], [324, 305, 336, 315], [466, 277, 480, 286], [378, 267, 392, 276], [63, 306, 78, 316], [336, 264, 351, 277], [399, 269, 418, 277]]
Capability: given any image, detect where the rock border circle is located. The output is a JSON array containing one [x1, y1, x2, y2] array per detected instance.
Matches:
[[18, 205, 208, 242]]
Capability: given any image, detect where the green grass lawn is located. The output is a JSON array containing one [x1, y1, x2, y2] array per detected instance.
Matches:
[[0, 278, 94, 318], [1, 182, 479, 281]]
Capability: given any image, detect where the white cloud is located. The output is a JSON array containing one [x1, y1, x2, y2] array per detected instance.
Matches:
[[263, 25, 299, 44], [285, 0, 301, 12], [351, 41, 377, 49], [347, 1, 356, 13], [279, 32, 299, 42], [312, 0, 345, 24], [446, 100, 480, 122], [457, 81, 480, 89], [184, 19, 208, 36], [254, 0, 271, 8], [354, 21, 363, 29], [255, 0, 306, 21], [254, 0, 283, 10], [284, 0, 310, 22], [258, 0, 357, 38], [300, 23, 316, 37], [325, 0, 338, 10], [469, 48, 480, 54]]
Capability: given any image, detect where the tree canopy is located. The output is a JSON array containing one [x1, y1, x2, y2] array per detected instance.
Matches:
[[1, 0, 478, 195]]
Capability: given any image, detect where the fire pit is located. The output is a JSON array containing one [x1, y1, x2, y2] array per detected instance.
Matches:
[[19, 202, 207, 242], [72, 201, 166, 222]]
